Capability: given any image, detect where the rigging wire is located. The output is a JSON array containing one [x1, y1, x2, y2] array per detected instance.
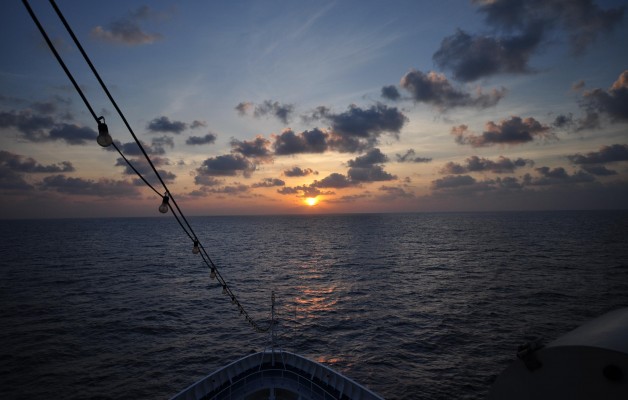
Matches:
[[23, 0, 271, 334]]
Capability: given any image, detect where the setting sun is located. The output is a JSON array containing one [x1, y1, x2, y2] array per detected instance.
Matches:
[[305, 197, 318, 206]]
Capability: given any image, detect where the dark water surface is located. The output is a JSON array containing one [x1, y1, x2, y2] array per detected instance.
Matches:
[[1, 211, 628, 399]]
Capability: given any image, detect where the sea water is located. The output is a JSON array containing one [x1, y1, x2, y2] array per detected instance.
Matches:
[[1, 211, 627, 399]]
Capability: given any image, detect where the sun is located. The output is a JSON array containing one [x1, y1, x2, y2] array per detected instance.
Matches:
[[305, 197, 318, 206]]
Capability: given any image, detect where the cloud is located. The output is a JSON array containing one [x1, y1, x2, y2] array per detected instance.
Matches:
[[0, 150, 75, 173], [580, 165, 617, 176], [433, 28, 542, 82], [0, 110, 96, 144], [273, 128, 328, 155], [47, 124, 96, 145], [348, 165, 396, 182], [186, 133, 217, 145], [307, 103, 408, 152], [277, 185, 328, 198], [431, 175, 477, 190], [346, 148, 396, 183], [347, 148, 388, 167], [381, 85, 401, 101], [90, 6, 164, 46], [524, 167, 595, 186], [434, 1, 624, 82], [311, 173, 354, 189], [236, 100, 294, 124], [567, 144, 628, 165], [115, 156, 176, 185], [190, 120, 207, 129], [30, 101, 58, 115], [108, 140, 166, 156], [580, 70, 628, 123], [40, 175, 140, 197], [452, 116, 551, 147], [235, 102, 254, 116], [440, 155, 533, 174], [399, 69, 506, 109], [0, 167, 33, 191], [147, 116, 187, 134], [251, 178, 285, 188], [396, 149, 432, 163], [230, 135, 273, 161], [378, 185, 415, 200], [283, 166, 318, 177], [325, 193, 371, 203], [151, 135, 174, 150], [473, 0, 625, 55], [203, 184, 250, 195], [193, 175, 223, 187], [254, 100, 294, 124], [195, 154, 255, 180]]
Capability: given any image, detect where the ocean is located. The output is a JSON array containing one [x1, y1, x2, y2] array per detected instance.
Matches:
[[1, 211, 627, 399]]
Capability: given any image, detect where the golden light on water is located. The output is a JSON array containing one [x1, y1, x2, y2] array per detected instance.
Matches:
[[305, 197, 318, 206]]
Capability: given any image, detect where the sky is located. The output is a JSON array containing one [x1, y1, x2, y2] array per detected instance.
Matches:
[[1, 0, 627, 218]]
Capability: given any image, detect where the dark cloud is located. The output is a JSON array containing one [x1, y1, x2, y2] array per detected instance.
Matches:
[[235, 102, 253, 116], [115, 156, 176, 185], [230, 136, 273, 161], [325, 103, 407, 139], [251, 178, 285, 188], [195, 154, 255, 180], [254, 100, 294, 124], [378, 185, 415, 200], [283, 166, 318, 177], [190, 120, 207, 129], [108, 140, 166, 156], [452, 116, 551, 147], [524, 167, 595, 186], [435, 1, 624, 82], [325, 194, 371, 203], [311, 173, 354, 189], [396, 149, 432, 163], [440, 155, 533, 174], [346, 149, 396, 183], [399, 69, 506, 109], [0, 166, 33, 191], [30, 101, 57, 115], [0, 150, 75, 173], [151, 135, 174, 150], [48, 124, 96, 145], [431, 175, 477, 190], [40, 175, 140, 197], [347, 148, 388, 167], [193, 175, 223, 187], [552, 114, 574, 128], [203, 184, 250, 195], [581, 70, 628, 123], [236, 100, 294, 124], [575, 111, 601, 131], [273, 128, 328, 155], [580, 165, 617, 176], [0, 110, 55, 141], [433, 28, 542, 82], [90, 6, 164, 45], [348, 165, 396, 182], [568, 144, 628, 164], [381, 85, 401, 101], [147, 116, 187, 134], [0, 110, 96, 145], [473, 0, 625, 55], [186, 133, 217, 145], [306, 104, 407, 152], [277, 185, 328, 198]]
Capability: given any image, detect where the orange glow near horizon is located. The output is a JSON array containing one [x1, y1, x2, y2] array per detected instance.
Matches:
[[305, 197, 318, 206]]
